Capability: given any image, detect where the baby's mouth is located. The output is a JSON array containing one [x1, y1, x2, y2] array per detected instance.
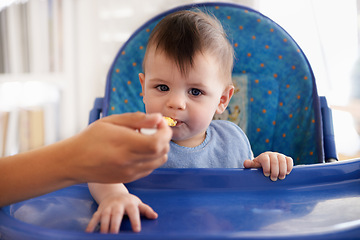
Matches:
[[173, 119, 184, 127], [163, 116, 177, 127]]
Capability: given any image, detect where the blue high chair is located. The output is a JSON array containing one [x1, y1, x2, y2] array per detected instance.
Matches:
[[1, 3, 359, 240], [89, 3, 337, 164]]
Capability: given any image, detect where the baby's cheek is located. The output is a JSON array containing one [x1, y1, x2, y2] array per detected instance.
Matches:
[[190, 108, 214, 129]]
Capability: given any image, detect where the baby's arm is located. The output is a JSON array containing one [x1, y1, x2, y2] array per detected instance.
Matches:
[[244, 152, 293, 181], [86, 183, 157, 233]]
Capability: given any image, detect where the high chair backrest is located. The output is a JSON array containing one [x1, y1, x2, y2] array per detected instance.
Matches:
[[90, 3, 336, 165]]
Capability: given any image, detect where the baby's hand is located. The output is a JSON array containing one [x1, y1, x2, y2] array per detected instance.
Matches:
[[85, 193, 157, 233], [244, 152, 293, 181]]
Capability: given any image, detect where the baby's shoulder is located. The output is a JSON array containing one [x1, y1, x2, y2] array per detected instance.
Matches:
[[210, 119, 242, 130], [210, 120, 246, 137]]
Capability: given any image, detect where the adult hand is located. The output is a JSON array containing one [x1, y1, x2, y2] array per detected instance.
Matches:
[[70, 112, 172, 184]]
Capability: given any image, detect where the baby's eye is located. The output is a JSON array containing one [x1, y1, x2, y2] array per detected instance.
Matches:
[[156, 85, 169, 92], [189, 88, 203, 96]]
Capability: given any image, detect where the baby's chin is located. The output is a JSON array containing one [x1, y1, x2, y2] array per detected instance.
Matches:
[[171, 130, 207, 148], [170, 132, 187, 143]]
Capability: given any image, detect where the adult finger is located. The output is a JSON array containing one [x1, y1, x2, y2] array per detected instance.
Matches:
[[101, 112, 163, 130], [124, 146, 168, 169], [113, 154, 167, 184], [126, 132, 170, 160], [133, 117, 172, 155], [153, 121, 172, 146]]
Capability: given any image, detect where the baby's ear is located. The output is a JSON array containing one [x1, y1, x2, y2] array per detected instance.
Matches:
[[216, 85, 234, 114], [139, 73, 146, 98]]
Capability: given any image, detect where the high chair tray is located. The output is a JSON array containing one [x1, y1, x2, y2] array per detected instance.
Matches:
[[1, 159, 359, 240]]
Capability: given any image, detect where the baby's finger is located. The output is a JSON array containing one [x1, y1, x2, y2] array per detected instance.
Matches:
[[100, 211, 111, 233], [109, 209, 124, 234], [258, 154, 271, 177], [286, 156, 294, 175], [126, 205, 141, 232], [269, 154, 279, 181], [243, 159, 261, 169], [85, 212, 101, 232], [139, 203, 158, 219], [278, 154, 287, 180]]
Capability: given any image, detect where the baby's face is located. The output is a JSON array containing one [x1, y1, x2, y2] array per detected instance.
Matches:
[[140, 48, 231, 147]]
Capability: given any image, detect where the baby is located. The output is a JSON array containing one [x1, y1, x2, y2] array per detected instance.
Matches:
[[86, 9, 293, 234]]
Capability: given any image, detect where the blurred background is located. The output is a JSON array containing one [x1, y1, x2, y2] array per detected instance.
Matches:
[[0, 0, 359, 160]]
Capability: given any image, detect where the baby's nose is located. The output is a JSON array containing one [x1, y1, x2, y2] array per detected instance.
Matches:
[[166, 93, 186, 110]]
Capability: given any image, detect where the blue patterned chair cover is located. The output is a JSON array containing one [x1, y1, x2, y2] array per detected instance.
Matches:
[[90, 3, 336, 165]]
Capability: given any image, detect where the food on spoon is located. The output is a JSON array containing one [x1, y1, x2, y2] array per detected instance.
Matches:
[[163, 116, 177, 127]]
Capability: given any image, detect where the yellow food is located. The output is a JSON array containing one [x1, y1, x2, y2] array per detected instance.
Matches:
[[163, 116, 177, 127]]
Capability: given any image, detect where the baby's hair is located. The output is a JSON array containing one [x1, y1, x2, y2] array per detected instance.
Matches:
[[143, 9, 234, 84]]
